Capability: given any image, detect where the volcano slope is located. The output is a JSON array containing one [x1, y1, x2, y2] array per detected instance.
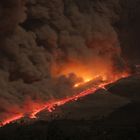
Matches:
[[108, 75, 140, 102], [0, 75, 140, 140], [36, 89, 130, 121]]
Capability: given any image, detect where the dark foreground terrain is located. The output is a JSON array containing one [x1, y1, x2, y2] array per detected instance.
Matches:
[[0, 75, 140, 140], [0, 103, 140, 140]]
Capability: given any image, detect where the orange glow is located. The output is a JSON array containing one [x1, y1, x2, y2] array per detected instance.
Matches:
[[0, 114, 24, 126], [0, 71, 129, 127], [51, 60, 112, 88], [52, 60, 108, 77], [74, 78, 92, 87]]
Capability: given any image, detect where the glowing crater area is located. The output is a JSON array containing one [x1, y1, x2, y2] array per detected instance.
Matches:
[[0, 66, 129, 127]]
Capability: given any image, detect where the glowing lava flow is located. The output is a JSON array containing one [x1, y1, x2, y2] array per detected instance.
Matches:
[[30, 86, 102, 119], [0, 114, 24, 127], [0, 73, 129, 127], [74, 78, 91, 87]]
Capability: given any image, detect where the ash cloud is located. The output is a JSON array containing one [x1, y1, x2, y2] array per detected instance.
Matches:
[[0, 0, 127, 120]]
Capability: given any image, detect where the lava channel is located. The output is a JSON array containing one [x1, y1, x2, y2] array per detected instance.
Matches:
[[0, 73, 129, 127]]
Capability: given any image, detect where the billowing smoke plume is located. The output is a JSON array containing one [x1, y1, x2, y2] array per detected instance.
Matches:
[[0, 0, 127, 121]]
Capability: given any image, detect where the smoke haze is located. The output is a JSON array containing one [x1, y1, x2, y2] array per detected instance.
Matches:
[[0, 0, 130, 121]]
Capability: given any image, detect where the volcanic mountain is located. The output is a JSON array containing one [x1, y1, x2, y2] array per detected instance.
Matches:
[[0, 75, 140, 140], [38, 89, 130, 121], [108, 75, 140, 102]]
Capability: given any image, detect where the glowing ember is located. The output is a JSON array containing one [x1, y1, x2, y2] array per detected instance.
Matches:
[[0, 72, 129, 127]]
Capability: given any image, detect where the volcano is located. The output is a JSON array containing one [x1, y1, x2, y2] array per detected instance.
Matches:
[[0, 74, 140, 140], [0, 0, 140, 140], [0, 73, 129, 126]]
